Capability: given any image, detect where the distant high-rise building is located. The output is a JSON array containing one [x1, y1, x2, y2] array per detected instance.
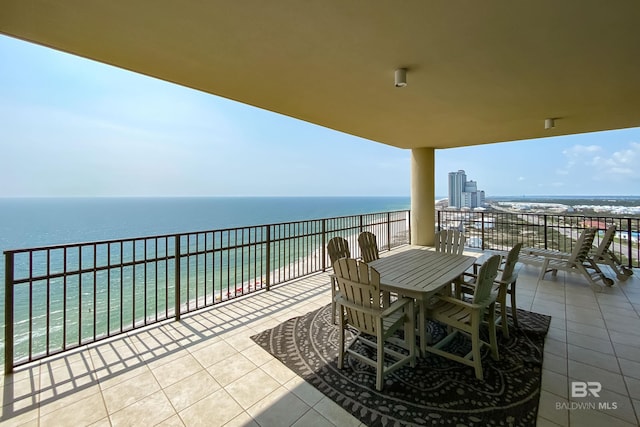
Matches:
[[448, 170, 466, 208], [448, 170, 484, 208]]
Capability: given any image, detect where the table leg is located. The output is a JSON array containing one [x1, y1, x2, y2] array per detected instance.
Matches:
[[418, 297, 427, 355], [382, 290, 391, 308]]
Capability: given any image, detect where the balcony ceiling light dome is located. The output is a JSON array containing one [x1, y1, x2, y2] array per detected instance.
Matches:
[[395, 68, 407, 88]]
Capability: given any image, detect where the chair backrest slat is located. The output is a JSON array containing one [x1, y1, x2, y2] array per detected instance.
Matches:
[[358, 232, 380, 263]]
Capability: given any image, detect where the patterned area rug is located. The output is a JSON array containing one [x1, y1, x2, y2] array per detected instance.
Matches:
[[250, 304, 550, 427]]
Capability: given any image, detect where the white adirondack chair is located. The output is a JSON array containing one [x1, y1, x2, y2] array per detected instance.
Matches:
[[358, 231, 380, 263], [435, 229, 466, 255], [333, 258, 416, 391], [327, 236, 351, 324], [426, 254, 501, 380], [457, 243, 523, 338]]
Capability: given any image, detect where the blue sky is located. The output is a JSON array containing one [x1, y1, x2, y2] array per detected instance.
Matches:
[[1, 35, 639, 198]]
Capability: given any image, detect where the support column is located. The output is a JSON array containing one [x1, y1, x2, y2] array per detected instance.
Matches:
[[411, 148, 435, 246]]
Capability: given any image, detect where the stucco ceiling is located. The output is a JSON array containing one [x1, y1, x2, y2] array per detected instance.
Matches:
[[2, 1, 640, 149]]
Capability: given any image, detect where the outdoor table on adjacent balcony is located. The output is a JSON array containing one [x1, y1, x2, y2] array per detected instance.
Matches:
[[368, 248, 476, 355]]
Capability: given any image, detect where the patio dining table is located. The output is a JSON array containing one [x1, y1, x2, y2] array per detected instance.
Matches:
[[368, 247, 476, 355]]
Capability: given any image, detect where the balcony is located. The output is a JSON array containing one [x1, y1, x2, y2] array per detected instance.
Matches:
[[3, 3, 640, 424], [1, 245, 639, 426], [2, 211, 640, 426]]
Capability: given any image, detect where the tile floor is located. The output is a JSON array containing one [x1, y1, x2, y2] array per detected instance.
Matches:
[[1, 245, 639, 426]]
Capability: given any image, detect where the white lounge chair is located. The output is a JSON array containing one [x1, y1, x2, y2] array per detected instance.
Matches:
[[520, 228, 614, 291], [590, 225, 634, 281]]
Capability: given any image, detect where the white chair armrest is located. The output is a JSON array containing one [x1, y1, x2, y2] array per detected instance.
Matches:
[[431, 294, 493, 310]]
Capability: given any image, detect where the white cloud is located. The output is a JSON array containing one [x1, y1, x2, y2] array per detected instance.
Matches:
[[562, 144, 603, 168], [558, 142, 640, 188], [594, 142, 640, 179], [562, 144, 602, 156]]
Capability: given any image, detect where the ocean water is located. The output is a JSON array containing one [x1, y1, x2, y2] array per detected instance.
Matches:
[[0, 196, 410, 250], [0, 196, 410, 364], [1, 196, 412, 291]]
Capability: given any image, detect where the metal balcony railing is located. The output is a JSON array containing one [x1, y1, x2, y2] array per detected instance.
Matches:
[[3, 210, 410, 373], [4, 208, 638, 373], [437, 210, 640, 268]]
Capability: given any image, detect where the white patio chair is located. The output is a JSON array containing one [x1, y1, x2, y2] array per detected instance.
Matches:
[[456, 243, 523, 338], [435, 229, 466, 255], [327, 236, 351, 323], [333, 258, 416, 391], [426, 254, 501, 380], [358, 231, 380, 263]]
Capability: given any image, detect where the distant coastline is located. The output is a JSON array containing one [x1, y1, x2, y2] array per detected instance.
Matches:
[[437, 195, 640, 202], [488, 195, 640, 202], [436, 195, 640, 216], [486, 195, 640, 211]]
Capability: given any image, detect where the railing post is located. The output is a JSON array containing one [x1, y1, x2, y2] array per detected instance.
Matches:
[[543, 215, 548, 250], [481, 212, 485, 250], [407, 210, 411, 245], [437, 210, 441, 232], [5, 252, 14, 374], [628, 218, 633, 268], [174, 235, 181, 321], [321, 219, 327, 271], [387, 212, 392, 251], [359, 215, 363, 233], [265, 226, 271, 291]]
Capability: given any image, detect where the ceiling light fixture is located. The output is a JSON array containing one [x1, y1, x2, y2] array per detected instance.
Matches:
[[544, 118, 555, 129], [395, 68, 407, 87]]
